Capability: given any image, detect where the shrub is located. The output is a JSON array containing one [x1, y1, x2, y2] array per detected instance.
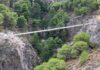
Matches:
[[73, 41, 88, 53], [57, 44, 78, 60], [32, 19, 41, 29], [73, 32, 90, 44], [49, 10, 69, 27], [0, 13, 4, 24], [47, 58, 65, 70], [34, 63, 47, 70], [74, 7, 90, 15], [31, 33, 41, 53], [49, 1, 67, 10], [0, 4, 18, 29], [17, 16, 27, 28], [14, 0, 31, 19], [79, 51, 89, 65], [40, 37, 63, 61], [71, 48, 78, 58], [73, 0, 98, 15], [34, 58, 65, 70]]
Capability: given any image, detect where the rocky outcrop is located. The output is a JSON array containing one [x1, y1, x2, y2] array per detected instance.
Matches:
[[0, 32, 40, 70], [66, 50, 100, 70], [86, 15, 100, 47], [67, 15, 92, 41]]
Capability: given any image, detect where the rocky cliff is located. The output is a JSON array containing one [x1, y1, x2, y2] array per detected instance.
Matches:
[[66, 10, 100, 70], [0, 32, 40, 70]]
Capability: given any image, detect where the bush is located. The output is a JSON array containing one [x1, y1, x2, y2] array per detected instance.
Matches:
[[0, 4, 18, 29], [34, 62, 47, 70], [49, 10, 69, 27], [49, 1, 67, 10], [57, 44, 78, 60], [40, 37, 63, 61], [17, 16, 27, 28], [79, 51, 89, 65], [71, 48, 78, 58], [31, 33, 41, 53], [32, 19, 41, 29], [73, 32, 90, 44], [73, 0, 98, 15], [73, 41, 88, 53], [0, 13, 4, 24], [74, 7, 90, 15], [34, 58, 65, 70]]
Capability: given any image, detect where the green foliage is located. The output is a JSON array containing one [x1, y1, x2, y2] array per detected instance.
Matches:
[[50, 1, 67, 10], [72, 0, 98, 15], [6, 12, 18, 28], [50, 0, 98, 15], [49, 10, 69, 27], [0, 4, 18, 29], [31, 3, 41, 18], [0, 13, 4, 24], [34, 58, 65, 70], [40, 37, 63, 61], [32, 19, 41, 29], [34, 62, 47, 70], [34, 0, 48, 12], [14, 0, 31, 19], [17, 16, 27, 28], [0, 4, 11, 13], [73, 41, 88, 53], [57, 44, 78, 60], [31, 33, 41, 53], [31, 34, 63, 61], [79, 51, 89, 65], [73, 32, 90, 44], [74, 7, 90, 15]]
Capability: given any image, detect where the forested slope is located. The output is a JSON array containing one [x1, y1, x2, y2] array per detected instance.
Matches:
[[0, 0, 100, 70]]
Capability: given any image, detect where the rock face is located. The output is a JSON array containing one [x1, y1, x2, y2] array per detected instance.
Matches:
[[66, 50, 100, 70], [0, 32, 40, 70], [67, 14, 100, 46], [67, 15, 92, 41], [86, 16, 100, 46]]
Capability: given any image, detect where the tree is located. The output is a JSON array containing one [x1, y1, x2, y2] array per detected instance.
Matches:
[[40, 37, 63, 61], [0, 13, 4, 24], [73, 41, 89, 53], [34, 0, 48, 12], [17, 16, 27, 28], [73, 32, 90, 44], [49, 10, 69, 27], [32, 19, 41, 30], [31, 3, 41, 19], [57, 44, 78, 60], [79, 51, 89, 65], [73, 0, 98, 15], [5, 12, 18, 29], [34, 58, 65, 70], [0, 13, 4, 31], [49, 1, 67, 10], [31, 33, 41, 53], [0, 4, 18, 29], [14, 0, 31, 19], [74, 7, 90, 15]]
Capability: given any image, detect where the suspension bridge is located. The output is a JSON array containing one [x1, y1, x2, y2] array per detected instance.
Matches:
[[14, 23, 92, 36]]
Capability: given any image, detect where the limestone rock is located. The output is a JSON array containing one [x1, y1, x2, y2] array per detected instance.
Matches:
[[0, 32, 40, 70], [87, 16, 100, 46]]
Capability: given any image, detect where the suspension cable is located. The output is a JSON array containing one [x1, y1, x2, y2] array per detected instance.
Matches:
[[14, 23, 91, 36]]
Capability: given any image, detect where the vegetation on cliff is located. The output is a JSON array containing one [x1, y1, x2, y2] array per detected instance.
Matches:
[[0, 0, 99, 70]]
